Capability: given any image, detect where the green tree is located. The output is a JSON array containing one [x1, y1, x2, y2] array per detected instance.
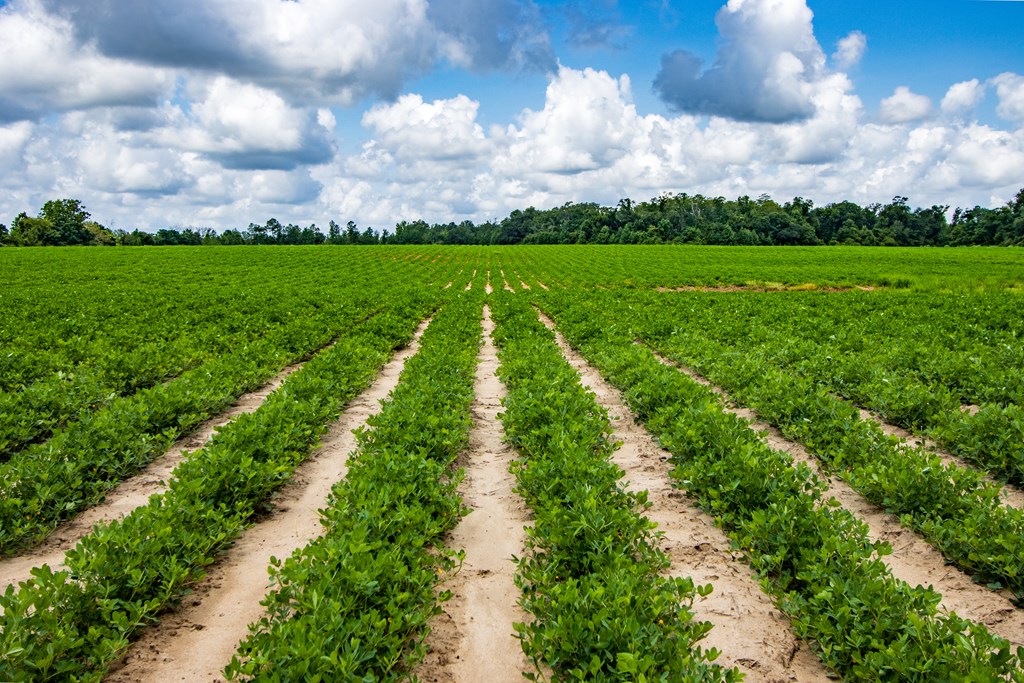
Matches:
[[40, 198, 92, 245]]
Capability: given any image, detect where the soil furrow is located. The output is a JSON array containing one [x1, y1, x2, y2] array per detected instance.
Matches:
[[651, 351, 1024, 650], [103, 318, 432, 683], [856, 407, 1024, 509], [418, 306, 531, 682], [539, 311, 832, 682], [0, 360, 305, 593]]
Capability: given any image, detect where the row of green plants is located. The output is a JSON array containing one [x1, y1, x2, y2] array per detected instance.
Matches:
[[0, 249, 429, 460], [0, 297, 432, 681], [620, 297, 1024, 602], [540, 292, 1024, 681], [627, 290, 1024, 487], [226, 292, 482, 680], [490, 292, 739, 682], [0, 299, 390, 554]]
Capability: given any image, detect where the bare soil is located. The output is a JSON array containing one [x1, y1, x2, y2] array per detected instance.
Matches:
[[0, 360, 306, 594], [417, 306, 532, 682], [104, 319, 431, 683], [539, 311, 833, 682], [659, 354, 1024, 650], [500, 270, 515, 292]]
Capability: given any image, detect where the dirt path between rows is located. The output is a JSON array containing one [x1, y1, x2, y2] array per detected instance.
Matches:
[[538, 311, 832, 682], [0, 360, 307, 594], [104, 319, 431, 683], [856, 407, 1024, 509], [417, 306, 532, 682], [654, 352, 1024, 650]]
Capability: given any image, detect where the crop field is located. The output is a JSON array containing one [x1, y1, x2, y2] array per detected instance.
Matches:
[[1, 245, 1023, 682]]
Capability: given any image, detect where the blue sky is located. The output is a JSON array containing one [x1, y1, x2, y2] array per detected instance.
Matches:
[[0, 0, 1022, 231]]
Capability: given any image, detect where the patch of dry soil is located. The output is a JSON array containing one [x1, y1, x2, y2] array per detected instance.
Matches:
[[104, 319, 431, 683], [417, 306, 532, 683], [539, 311, 833, 682]]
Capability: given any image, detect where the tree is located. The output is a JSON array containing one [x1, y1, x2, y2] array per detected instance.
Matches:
[[0, 222, 8, 245], [40, 198, 92, 245], [84, 221, 115, 246]]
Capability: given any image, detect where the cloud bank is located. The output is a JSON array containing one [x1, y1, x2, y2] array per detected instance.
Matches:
[[0, 0, 1021, 232]]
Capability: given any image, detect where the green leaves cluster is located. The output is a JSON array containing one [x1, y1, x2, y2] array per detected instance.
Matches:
[[541, 293, 1024, 681], [0, 299, 431, 681], [226, 293, 482, 681], [490, 292, 738, 682], [623, 296, 1024, 603]]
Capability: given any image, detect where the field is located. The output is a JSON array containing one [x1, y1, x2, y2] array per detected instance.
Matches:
[[1, 245, 1023, 682]]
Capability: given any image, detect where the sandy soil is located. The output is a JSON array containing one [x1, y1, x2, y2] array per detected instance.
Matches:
[[0, 360, 306, 594], [465, 269, 477, 291], [659, 354, 1024, 650], [104, 319, 432, 683], [500, 270, 515, 293], [485, 270, 494, 295], [535, 281, 550, 291], [515, 273, 531, 290], [857, 407, 1024, 509], [538, 311, 833, 682], [417, 306, 533, 683]]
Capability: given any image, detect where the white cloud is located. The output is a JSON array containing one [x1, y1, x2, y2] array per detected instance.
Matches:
[[0, 121, 33, 168], [362, 94, 491, 163], [0, 1, 174, 122], [941, 79, 985, 116], [654, 0, 830, 122], [832, 30, 867, 69], [152, 77, 334, 170], [992, 72, 1024, 121], [880, 86, 932, 124]]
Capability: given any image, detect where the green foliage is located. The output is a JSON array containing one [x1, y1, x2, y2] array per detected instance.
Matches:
[[226, 293, 481, 681], [0, 299, 431, 681], [491, 292, 739, 682], [541, 292, 1024, 681]]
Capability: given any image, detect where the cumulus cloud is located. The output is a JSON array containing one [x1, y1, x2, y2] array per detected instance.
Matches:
[[992, 72, 1024, 122], [941, 79, 985, 116], [153, 77, 334, 170], [654, 0, 830, 122], [880, 86, 932, 124], [0, 1, 174, 123], [38, 0, 554, 105], [362, 94, 491, 162], [832, 30, 866, 69], [496, 67, 644, 175]]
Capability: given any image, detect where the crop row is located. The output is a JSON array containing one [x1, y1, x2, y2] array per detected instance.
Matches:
[[632, 290, 1024, 487], [0, 251, 432, 461], [0, 297, 431, 682], [616, 295, 1024, 602], [226, 292, 482, 680], [489, 292, 738, 682], [540, 293, 1024, 681], [0, 294, 412, 554]]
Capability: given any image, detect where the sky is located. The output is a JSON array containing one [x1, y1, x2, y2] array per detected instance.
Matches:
[[0, 0, 1022, 232]]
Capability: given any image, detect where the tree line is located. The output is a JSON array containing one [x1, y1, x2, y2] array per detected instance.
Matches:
[[3, 189, 1023, 248]]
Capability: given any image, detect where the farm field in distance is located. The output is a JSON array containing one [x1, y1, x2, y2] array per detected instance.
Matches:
[[1, 245, 1023, 682]]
